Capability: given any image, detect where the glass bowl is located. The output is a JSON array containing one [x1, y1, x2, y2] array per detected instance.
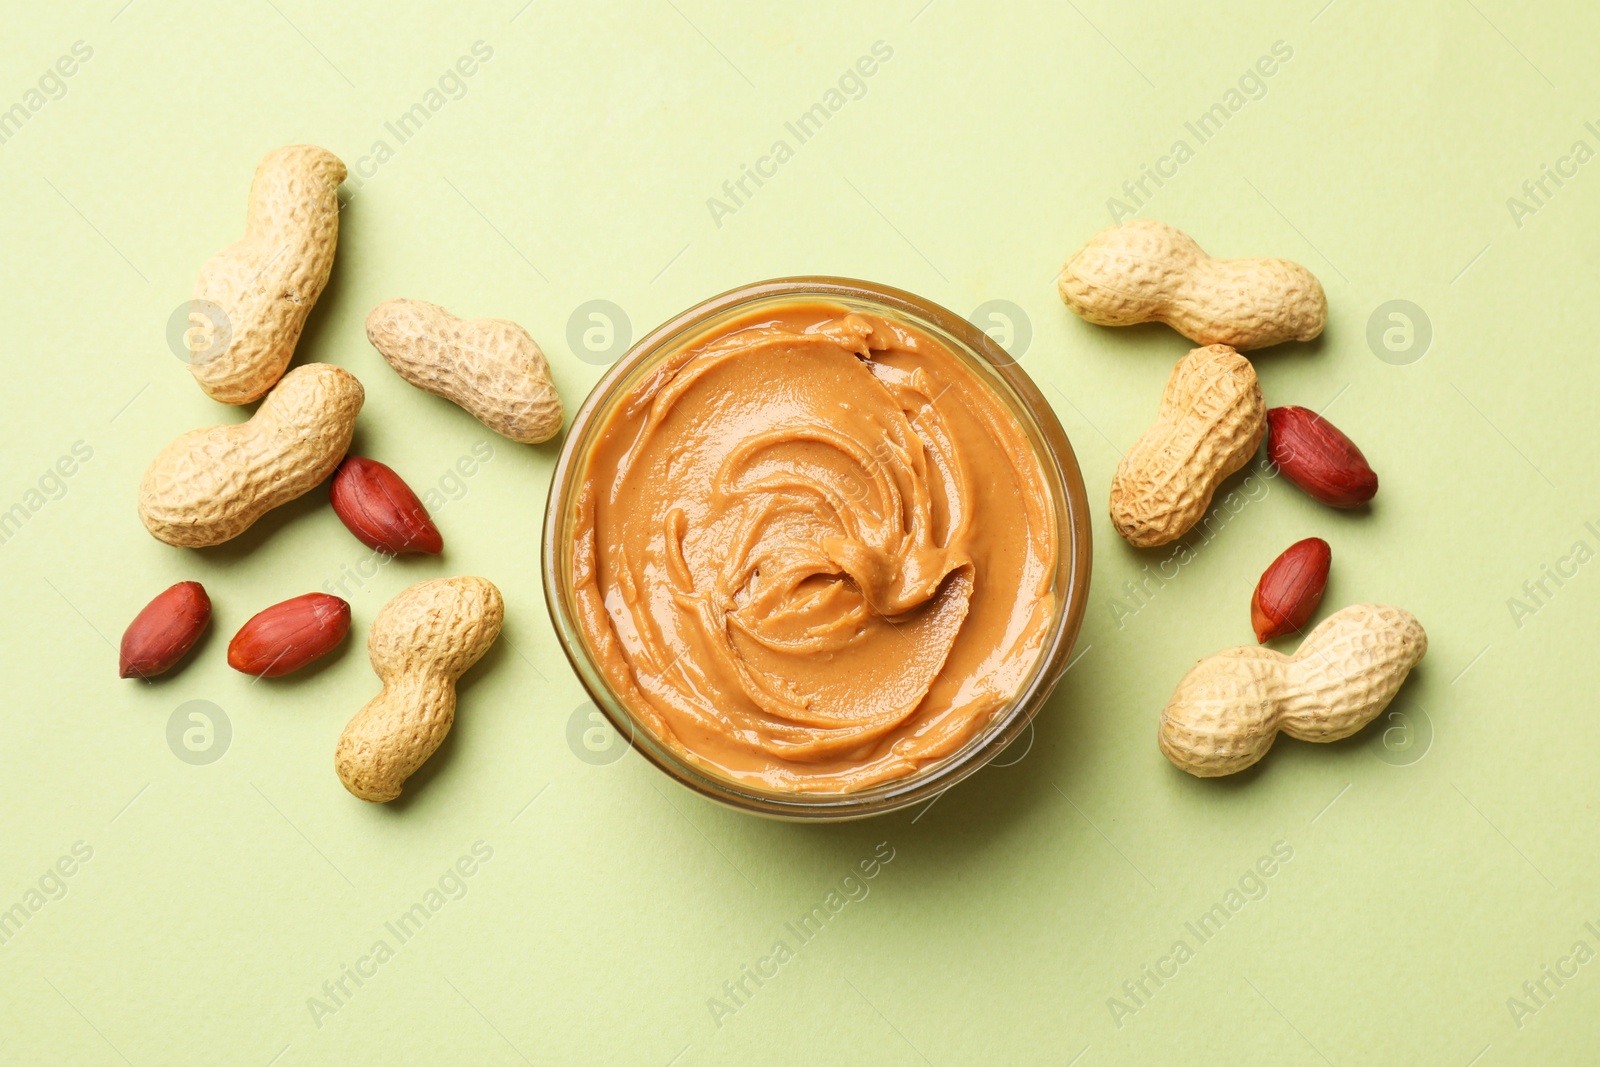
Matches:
[[542, 277, 1091, 820]]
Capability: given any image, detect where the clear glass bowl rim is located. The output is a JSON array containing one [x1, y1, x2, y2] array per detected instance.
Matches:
[[541, 276, 1093, 820]]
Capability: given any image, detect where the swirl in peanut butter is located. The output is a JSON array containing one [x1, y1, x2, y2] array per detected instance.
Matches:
[[572, 302, 1056, 792]]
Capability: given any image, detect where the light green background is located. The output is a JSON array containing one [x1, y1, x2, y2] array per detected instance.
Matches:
[[3, 1, 1597, 1063]]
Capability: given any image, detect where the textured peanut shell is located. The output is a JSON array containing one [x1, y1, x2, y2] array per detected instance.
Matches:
[[335, 577, 504, 803], [1159, 604, 1427, 777], [138, 363, 363, 548], [1110, 345, 1265, 548], [366, 298, 563, 444], [1058, 219, 1326, 350], [188, 145, 347, 404]]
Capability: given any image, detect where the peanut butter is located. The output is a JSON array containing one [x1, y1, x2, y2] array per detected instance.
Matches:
[[571, 302, 1056, 792]]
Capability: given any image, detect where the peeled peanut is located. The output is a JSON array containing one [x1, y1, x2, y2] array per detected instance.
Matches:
[[365, 298, 563, 444], [187, 145, 347, 404], [1058, 219, 1326, 350], [119, 581, 211, 679], [138, 363, 363, 548], [1160, 604, 1427, 777], [1110, 344, 1265, 548], [335, 576, 504, 803]]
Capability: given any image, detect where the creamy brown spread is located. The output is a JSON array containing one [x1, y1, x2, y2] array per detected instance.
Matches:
[[571, 302, 1056, 792]]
